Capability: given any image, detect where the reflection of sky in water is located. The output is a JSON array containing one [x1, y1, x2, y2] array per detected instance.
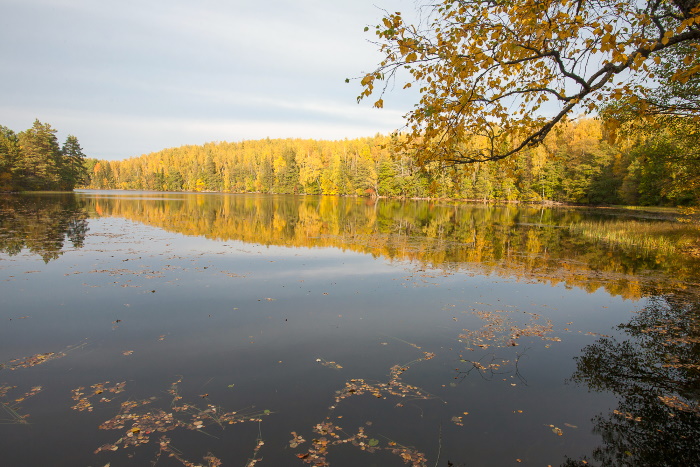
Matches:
[[0, 196, 696, 466]]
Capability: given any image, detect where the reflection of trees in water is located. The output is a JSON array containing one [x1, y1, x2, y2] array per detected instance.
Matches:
[[569, 292, 700, 466], [0, 194, 89, 262], [83, 194, 700, 299]]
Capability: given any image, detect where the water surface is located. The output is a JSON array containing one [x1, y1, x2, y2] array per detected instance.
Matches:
[[1, 191, 698, 466]]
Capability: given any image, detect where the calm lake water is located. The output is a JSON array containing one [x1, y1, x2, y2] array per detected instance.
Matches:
[[1, 191, 699, 466]]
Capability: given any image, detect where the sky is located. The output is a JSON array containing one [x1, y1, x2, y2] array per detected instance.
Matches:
[[1, 0, 417, 160]]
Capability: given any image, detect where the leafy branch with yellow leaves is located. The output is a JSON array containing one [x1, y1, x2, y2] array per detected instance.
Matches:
[[357, 0, 700, 164]]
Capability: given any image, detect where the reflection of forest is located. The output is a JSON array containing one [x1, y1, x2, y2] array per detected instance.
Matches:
[[569, 292, 700, 466], [0, 194, 89, 262], [81, 193, 700, 299]]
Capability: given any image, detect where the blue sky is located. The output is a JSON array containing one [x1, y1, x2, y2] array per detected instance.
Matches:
[[1, 0, 414, 160]]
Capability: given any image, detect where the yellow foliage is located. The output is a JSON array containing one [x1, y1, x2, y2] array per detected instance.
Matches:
[[358, 0, 700, 164]]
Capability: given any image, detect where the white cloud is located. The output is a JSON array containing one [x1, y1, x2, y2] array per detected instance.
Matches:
[[0, 0, 413, 159], [1, 103, 403, 159]]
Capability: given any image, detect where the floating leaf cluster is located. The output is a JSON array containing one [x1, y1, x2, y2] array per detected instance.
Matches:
[[293, 422, 427, 467], [87, 378, 270, 466], [291, 347, 435, 466], [459, 310, 560, 351], [0, 384, 43, 424], [2, 352, 64, 371], [0, 342, 84, 371], [316, 358, 343, 370], [71, 381, 126, 412]]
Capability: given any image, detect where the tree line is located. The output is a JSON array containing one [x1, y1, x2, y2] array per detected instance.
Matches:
[[0, 119, 88, 192], [83, 117, 697, 206], [350, 0, 699, 208]]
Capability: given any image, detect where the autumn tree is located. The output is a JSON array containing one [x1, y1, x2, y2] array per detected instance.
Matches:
[[357, 0, 700, 164], [614, 119, 699, 205], [601, 40, 700, 206]]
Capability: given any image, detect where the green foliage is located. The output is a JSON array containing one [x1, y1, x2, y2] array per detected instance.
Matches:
[[17, 120, 62, 190], [61, 135, 87, 190], [604, 112, 700, 206], [0, 126, 21, 191], [0, 120, 87, 192]]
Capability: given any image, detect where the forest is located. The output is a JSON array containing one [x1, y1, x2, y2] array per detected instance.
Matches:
[[83, 116, 698, 206], [0, 119, 87, 192]]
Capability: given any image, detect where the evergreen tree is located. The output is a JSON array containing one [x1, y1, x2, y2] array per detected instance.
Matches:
[[17, 120, 62, 190], [202, 154, 221, 191], [60, 135, 87, 190], [0, 126, 20, 191]]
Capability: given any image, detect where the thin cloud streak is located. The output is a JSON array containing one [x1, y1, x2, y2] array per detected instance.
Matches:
[[0, 0, 411, 160], [2, 105, 402, 158]]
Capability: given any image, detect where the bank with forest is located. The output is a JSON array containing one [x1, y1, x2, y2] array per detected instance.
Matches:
[[82, 118, 698, 207]]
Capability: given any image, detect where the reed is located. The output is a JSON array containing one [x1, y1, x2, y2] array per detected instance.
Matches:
[[0, 401, 29, 425], [569, 220, 700, 256]]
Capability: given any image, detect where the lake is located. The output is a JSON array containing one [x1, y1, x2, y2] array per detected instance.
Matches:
[[1, 191, 699, 466]]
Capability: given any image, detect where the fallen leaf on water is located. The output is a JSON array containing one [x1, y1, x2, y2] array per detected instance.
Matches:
[[549, 425, 563, 436], [289, 432, 306, 448], [316, 358, 343, 370]]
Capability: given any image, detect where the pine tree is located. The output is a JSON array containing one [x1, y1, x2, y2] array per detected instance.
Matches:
[[0, 126, 20, 191], [17, 119, 62, 190], [61, 135, 87, 190]]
